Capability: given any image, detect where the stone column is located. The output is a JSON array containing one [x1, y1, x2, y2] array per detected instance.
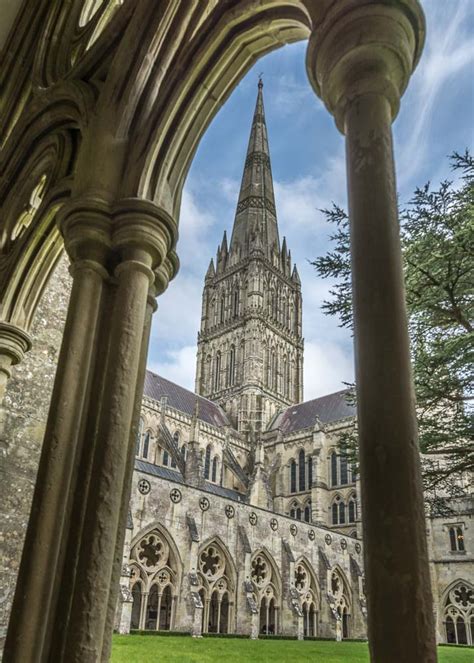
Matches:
[[4, 197, 178, 663], [0, 322, 32, 402], [307, 3, 436, 662]]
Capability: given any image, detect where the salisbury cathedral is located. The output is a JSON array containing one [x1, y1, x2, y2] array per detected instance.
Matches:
[[2, 80, 472, 650]]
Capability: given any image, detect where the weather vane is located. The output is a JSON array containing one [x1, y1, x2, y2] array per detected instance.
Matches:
[[258, 72, 264, 88]]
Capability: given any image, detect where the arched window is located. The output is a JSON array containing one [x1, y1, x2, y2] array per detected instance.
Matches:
[[213, 352, 221, 391], [348, 496, 357, 523], [304, 502, 311, 523], [233, 290, 239, 317], [211, 456, 218, 483], [142, 431, 151, 459], [443, 582, 474, 644], [290, 460, 297, 493], [340, 455, 348, 485], [136, 417, 144, 456], [339, 502, 346, 525], [308, 457, 313, 489], [181, 445, 187, 462], [171, 431, 179, 468], [271, 351, 277, 391], [204, 445, 211, 480], [295, 560, 319, 636], [283, 357, 288, 397], [331, 570, 351, 639], [298, 449, 305, 491], [296, 507, 302, 521], [449, 526, 465, 552], [229, 345, 236, 387], [331, 452, 338, 487], [220, 296, 225, 323], [198, 541, 235, 635], [162, 449, 169, 466], [130, 528, 180, 632], [332, 496, 347, 526], [251, 551, 281, 635]]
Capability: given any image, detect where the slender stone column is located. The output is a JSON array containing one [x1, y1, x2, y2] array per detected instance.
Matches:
[[307, 2, 436, 662], [4, 197, 178, 663], [3, 226, 109, 662]]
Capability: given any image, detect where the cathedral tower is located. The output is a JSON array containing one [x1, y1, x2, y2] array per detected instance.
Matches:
[[195, 80, 304, 434]]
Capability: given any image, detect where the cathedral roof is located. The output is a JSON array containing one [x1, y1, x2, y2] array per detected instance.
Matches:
[[268, 389, 355, 434], [143, 370, 230, 428], [229, 78, 280, 260]]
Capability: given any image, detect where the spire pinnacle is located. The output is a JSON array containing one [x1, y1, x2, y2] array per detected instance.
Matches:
[[229, 80, 280, 260]]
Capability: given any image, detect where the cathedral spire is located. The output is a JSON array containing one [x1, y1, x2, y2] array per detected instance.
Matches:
[[229, 79, 280, 260]]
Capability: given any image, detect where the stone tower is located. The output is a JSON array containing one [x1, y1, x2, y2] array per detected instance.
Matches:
[[195, 80, 303, 434]]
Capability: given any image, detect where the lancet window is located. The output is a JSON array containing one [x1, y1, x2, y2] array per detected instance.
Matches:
[[204, 445, 211, 480], [197, 541, 235, 634], [251, 551, 280, 635], [330, 451, 352, 487]]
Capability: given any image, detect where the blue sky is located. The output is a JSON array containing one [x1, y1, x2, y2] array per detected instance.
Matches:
[[147, 0, 474, 400]]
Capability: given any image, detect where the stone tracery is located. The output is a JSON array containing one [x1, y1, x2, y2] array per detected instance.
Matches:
[[197, 540, 235, 634], [443, 581, 474, 645], [129, 528, 179, 632]]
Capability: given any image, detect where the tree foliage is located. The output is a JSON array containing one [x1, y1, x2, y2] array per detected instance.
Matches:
[[312, 152, 474, 507]]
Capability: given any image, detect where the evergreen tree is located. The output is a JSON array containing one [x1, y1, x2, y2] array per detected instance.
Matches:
[[312, 152, 474, 508]]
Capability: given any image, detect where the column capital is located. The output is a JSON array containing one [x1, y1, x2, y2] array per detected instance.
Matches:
[[0, 321, 32, 375], [306, 0, 425, 132], [112, 198, 178, 270]]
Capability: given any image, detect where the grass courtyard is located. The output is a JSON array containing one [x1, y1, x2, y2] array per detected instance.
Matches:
[[111, 635, 473, 663]]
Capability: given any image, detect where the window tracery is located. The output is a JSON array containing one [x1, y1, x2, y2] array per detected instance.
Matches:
[[251, 551, 280, 635], [197, 541, 235, 634], [294, 560, 319, 636], [443, 581, 474, 644], [129, 528, 179, 631], [329, 568, 351, 639]]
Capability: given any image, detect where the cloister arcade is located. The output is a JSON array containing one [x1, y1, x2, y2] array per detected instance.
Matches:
[[0, 1, 436, 661]]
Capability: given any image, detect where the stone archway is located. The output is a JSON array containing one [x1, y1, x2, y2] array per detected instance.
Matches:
[[1, 2, 436, 662]]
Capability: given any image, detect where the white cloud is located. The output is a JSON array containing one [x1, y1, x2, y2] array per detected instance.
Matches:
[[274, 151, 346, 234], [303, 340, 354, 400], [149, 345, 197, 391], [397, 0, 474, 188], [272, 73, 317, 118]]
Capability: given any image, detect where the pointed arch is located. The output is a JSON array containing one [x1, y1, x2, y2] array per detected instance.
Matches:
[[197, 536, 236, 634], [441, 579, 474, 645], [251, 548, 282, 635], [129, 522, 183, 631], [294, 556, 320, 636]]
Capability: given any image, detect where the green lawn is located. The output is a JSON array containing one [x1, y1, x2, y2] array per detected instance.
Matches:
[[111, 635, 473, 663]]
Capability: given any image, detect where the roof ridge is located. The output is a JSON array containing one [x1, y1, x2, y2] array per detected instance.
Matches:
[[145, 369, 229, 411]]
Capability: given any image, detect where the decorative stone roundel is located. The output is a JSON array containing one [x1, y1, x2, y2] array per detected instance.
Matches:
[[290, 524, 297, 537], [308, 529, 316, 541], [249, 512, 258, 526], [199, 497, 210, 512], [325, 533, 332, 546], [138, 479, 151, 495], [199, 545, 224, 579], [340, 538, 347, 550], [225, 504, 235, 519], [137, 532, 169, 572], [270, 518, 278, 531], [355, 542, 362, 554], [169, 488, 182, 503]]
